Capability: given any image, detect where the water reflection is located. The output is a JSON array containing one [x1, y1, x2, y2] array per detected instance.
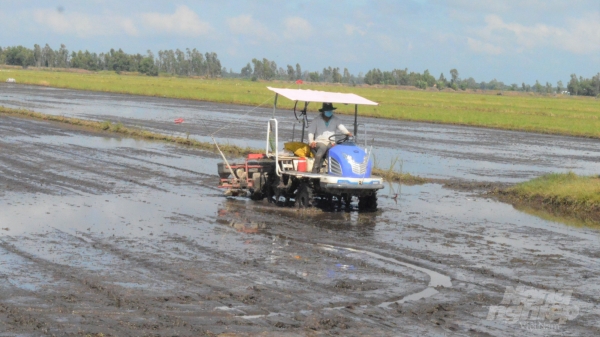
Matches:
[[512, 203, 600, 230]]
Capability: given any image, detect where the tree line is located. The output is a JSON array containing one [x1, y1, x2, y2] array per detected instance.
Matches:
[[1, 44, 598, 97], [234, 58, 600, 97], [0, 44, 222, 77]]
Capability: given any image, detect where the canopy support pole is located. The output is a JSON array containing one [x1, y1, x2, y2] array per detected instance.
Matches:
[[272, 93, 278, 118], [353, 104, 358, 139], [301, 101, 308, 142]]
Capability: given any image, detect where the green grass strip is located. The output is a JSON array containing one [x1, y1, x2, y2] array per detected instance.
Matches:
[[495, 172, 600, 224], [503, 172, 600, 210]]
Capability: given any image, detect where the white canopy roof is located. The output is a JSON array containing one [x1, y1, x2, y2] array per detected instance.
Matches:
[[267, 87, 378, 106]]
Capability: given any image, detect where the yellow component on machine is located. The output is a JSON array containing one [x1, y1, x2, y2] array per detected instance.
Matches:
[[284, 142, 314, 158]]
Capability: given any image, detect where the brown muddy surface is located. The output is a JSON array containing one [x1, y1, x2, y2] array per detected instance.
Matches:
[[1, 114, 600, 336], [3, 85, 600, 336]]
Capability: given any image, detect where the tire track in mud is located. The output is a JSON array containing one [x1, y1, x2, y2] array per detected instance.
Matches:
[[70, 145, 215, 178], [0, 241, 137, 336], [176, 211, 428, 286], [56, 228, 409, 332], [33, 142, 221, 193], [0, 115, 75, 137], [50, 229, 269, 319], [27, 143, 171, 193], [0, 147, 109, 195], [0, 290, 60, 335], [0, 168, 57, 195], [0, 236, 241, 336], [166, 212, 454, 331], [66, 144, 224, 192], [0, 234, 264, 336]]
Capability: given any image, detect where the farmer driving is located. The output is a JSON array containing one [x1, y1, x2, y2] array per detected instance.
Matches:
[[308, 102, 353, 173]]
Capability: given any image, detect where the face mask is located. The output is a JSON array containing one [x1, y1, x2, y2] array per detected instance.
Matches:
[[324, 111, 334, 118]]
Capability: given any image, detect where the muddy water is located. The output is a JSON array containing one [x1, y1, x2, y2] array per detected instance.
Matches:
[[1, 114, 600, 335], [3, 83, 600, 182]]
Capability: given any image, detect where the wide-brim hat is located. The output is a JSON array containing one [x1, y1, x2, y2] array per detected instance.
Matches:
[[319, 102, 337, 112]]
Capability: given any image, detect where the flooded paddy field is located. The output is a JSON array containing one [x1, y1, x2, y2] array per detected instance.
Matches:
[[3, 83, 600, 182], [1, 85, 600, 335]]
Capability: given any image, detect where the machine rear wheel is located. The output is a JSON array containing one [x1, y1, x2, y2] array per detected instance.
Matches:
[[295, 183, 313, 208], [358, 193, 377, 211]]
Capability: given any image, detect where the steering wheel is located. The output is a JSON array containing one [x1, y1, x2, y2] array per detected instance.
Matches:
[[328, 133, 351, 145]]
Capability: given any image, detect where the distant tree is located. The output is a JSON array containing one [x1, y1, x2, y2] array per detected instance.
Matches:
[[567, 74, 579, 95], [463, 77, 478, 90], [332, 67, 342, 83], [487, 78, 501, 90], [287, 64, 295, 81], [251, 58, 263, 79], [139, 54, 158, 76], [205, 52, 222, 77], [556, 80, 564, 93], [450, 69, 459, 84], [438, 73, 447, 86], [241, 63, 252, 77], [321, 66, 333, 82], [277, 67, 286, 78], [33, 44, 42, 67], [4, 46, 34, 68], [108, 48, 130, 73], [415, 80, 427, 89], [545, 82, 553, 94], [342, 68, 350, 83], [295, 63, 302, 80], [423, 70, 436, 87], [308, 71, 320, 82], [56, 44, 69, 68], [364, 68, 382, 85]]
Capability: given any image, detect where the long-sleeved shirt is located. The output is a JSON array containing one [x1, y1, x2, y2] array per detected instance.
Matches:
[[308, 115, 350, 145]]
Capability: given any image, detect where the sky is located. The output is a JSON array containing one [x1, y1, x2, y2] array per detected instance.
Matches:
[[1, 0, 599, 85]]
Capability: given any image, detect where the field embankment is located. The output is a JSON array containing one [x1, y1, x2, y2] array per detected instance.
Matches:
[[2, 67, 600, 138], [494, 172, 600, 226], [0, 106, 426, 185]]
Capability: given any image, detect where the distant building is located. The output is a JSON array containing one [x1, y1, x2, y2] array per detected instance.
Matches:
[[5, 78, 16, 83], [561, 91, 570, 95]]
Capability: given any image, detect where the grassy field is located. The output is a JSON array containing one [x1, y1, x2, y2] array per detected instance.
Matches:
[[497, 172, 600, 224], [2, 67, 600, 138]]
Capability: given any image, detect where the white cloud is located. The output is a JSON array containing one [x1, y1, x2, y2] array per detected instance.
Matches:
[[140, 5, 212, 37], [476, 13, 600, 54], [344, 24, 366, 36], [467, 37, 503, 55], [32, 9, 138, 37], [283, 17, 313, 40], [227, 15, 274, 40]]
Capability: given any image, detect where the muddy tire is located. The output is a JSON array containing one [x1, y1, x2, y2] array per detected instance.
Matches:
[[295, 183, 313, 208], [266, 185, 276, 204], [250, 190, 264, 201], [344, 194, 353, 209], [358, 193, 377, 211]]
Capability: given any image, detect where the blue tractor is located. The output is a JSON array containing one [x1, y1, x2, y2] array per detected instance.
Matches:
[[217, 87, 383, 211]]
